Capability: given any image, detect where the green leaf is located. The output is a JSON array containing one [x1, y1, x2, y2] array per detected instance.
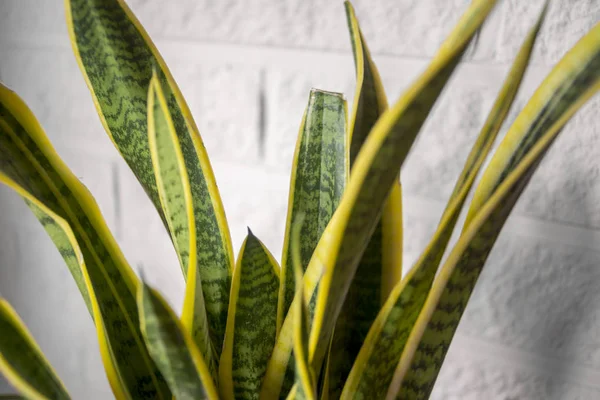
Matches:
[[278, 89, 348, 330], [340, 6, 546, 398], [291, 216, 316, 400], [327, 3, 403, 397], [262, 1, 497, 397], [220, 230, 280, 400], [66, 0, 234, 354], [0, 299, 70, 400], [389, 13, 600, 400], [147, 74, 216, 377], [138, 280, 219, 400], [0, 84, 170, 399]]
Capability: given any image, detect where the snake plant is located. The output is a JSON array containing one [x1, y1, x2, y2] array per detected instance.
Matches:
[[0, 0, 598, 399]]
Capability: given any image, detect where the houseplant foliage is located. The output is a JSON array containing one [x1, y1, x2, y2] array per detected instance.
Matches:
[[0, 0, 598, 398]]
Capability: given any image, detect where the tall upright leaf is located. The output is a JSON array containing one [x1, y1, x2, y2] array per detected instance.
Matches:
[[138, 281, 219, 400], [0, 84, 170, 399], [278, 89, 348, 330], [65, 0, 234, 354], [389, 19, 600, 400], [147, 74, 215, 375], [290, 217, 317, 400], [0, 299, 70, 400], [340, 8, 546, 398], [261, 1, 498, 398], [327, 3, 403, 397], [220, 231, 280, 400]]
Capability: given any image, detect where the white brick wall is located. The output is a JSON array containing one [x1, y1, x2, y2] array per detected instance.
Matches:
[[0, 0, 599, 398]]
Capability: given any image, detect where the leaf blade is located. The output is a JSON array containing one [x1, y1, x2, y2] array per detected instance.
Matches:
[[291, 217, 316, 400], [147, 74, 216, 377], [389, 17, 600, 400], [278, 89, 348, 330], [308, 0, 498, 379], [138, 281, 219, 400], [0, 299, 70, 400], [340, 7, 546, 398], [220, 231, 280, 400], [0, 84, 170, 399], [328, 4, 403, 396], [65, 0, 234, 354], [262, 1, 498, 396]]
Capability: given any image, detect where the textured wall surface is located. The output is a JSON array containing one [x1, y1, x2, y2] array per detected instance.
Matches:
[[0, 0, 599, 398]]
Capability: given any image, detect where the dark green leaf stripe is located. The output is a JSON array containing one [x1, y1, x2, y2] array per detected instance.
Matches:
[[278, 89, 347, 329], [220, 231, 280, 400], [66, 0, 234, 354], [147, 75, 217, 378], [328, 4, 402, 397], [0, 84, 170, 399], [0, 299, 70, 400], [390, 21, 600, 400], [340, 9, 546, 399], [138, 281, 219, 400], [261, 2, 498, 397]]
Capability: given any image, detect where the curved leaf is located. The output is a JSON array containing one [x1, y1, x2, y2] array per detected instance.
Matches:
[[138, 281, 219, 400], [65, 0, 234, 354], [340, 7, 546, 398], [327, 3, 403, 397], [389, 17, 600, 400], [0, 299, 70, 400], [261, 1, 497, 397], [0, 84, 169, 399], [278, 89, 347, 330], [147, 74, 216, 376], [220, 231, 280, 400]]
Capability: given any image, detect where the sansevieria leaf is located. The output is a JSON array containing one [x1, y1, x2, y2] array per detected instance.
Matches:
[[0, 84, 170, 399], [327, 3, 403, 397], [278, 89, 348, 329], [266, 89, 347, 397], [389, 18, 600, 400], [220, 231, 280, 400], [289, 217, 317, 400], [340, 6, 547, 399], [147, 73, 216, 377], [262, 1, 497, 397], [138, 280, 219, 400], [0, 299, 70, 400], [65, 0, 234, 354]]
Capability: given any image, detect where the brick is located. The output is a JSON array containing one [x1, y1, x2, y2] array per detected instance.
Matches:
[[401, 70, 498, 202], [3, 0, 597, 69], [431, 346, 600, 399], [495, 0, 600, 65], [401, 196, 440, 274], [128, 0, 475, 59], [0, 0, 66, 39], [0, 48, 118, 158], [460, 232, 600, 370], [167, 60, 262, 163], [211, 161, 289, 260]]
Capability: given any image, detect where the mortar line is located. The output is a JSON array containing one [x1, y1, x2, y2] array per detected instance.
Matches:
[[0, 34, 553, 81]]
